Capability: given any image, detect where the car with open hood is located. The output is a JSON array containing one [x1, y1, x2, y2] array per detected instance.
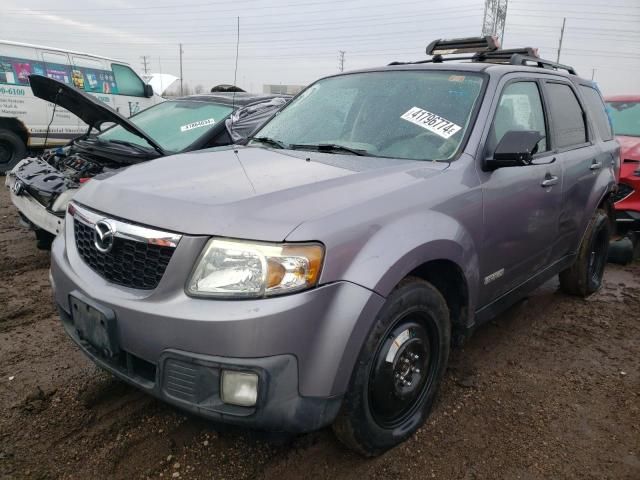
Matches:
[[5, 74, 288, 248], [49, 37, 618, 456]]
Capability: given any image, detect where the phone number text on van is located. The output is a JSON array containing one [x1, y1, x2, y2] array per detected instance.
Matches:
[[0, 87, 26, 96]]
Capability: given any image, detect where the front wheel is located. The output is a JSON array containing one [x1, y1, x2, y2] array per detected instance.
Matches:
[[332, 277, 450, 456], [559, 209, 611, 297]]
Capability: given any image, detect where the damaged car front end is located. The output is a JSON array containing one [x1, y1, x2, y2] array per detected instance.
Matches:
[[5, 75, 289, 248]]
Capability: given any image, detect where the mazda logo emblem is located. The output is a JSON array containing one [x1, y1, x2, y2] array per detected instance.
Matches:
[[12, 180, 24, 196], [94, 220, 115, 253]]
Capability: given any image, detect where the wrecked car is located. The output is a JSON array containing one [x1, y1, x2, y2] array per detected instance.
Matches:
[[5, 75, 288, 248]]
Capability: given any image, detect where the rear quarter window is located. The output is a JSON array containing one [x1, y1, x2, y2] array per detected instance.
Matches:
[[579, 85, 614, 141]]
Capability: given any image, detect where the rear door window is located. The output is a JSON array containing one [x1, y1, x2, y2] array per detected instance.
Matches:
[[579, 86, 614, 141], [111, 64, 145, 97], [544, 82, 588, 149]]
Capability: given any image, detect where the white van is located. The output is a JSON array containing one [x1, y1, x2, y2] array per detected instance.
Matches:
[[0, 40, 162, 172]]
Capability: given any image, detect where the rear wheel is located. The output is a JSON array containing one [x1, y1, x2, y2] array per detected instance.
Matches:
[[332, 277, 450, 456], [0, 129, 26, 174], [559, 209, 611, 297]]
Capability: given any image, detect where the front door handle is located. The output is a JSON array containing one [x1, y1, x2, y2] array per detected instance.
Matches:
[[541, 175, 559, 187], [590, 161, 602, 170]]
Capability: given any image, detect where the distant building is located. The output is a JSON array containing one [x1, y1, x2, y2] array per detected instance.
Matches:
[[263, 84, 305, 95]]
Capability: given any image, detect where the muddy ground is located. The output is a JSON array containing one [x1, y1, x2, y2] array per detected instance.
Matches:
[[0, 186, 638, 480]]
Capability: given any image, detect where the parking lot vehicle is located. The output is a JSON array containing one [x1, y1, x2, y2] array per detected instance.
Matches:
[[5, 75, 288, 248], [606, 95, 640, 234], [0, 40, 162, 172], [50, 37, 618, 456]]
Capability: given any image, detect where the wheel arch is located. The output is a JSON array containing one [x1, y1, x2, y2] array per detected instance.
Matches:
[[0, 117, 29, 148]]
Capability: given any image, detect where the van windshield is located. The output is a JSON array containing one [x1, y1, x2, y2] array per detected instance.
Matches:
[[98, 100, 234, 152], [252, 70, 485, 161]]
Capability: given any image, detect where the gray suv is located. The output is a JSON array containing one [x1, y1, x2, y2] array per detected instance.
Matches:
[[49, 38, 619, 456]]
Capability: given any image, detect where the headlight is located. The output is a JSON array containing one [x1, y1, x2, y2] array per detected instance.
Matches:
[[187, 238, 324, 298]]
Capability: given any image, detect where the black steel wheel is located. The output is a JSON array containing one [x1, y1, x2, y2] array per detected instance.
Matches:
[[368, 317, 438, 428], [333, 277, 450, 456], [560, 209, 611, 297]]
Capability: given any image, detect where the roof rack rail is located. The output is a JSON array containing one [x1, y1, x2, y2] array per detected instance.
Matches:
[[509, 54, 577, 75], [388, 36, 577, 75]]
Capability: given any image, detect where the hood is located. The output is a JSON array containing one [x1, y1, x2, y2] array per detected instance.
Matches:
[[28, 75, 164, 154], [74, 146, 446, 240], [616, 135, 640, 160]]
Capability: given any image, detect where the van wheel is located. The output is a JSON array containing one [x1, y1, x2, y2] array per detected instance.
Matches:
[[0, 129, 27, 174], [332, 277, 450, 456], [559, 209, 611, 297]]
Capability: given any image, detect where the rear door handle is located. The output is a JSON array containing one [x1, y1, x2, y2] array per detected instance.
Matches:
[[590, 161, 602, 170], [541, 175, 559, 187]]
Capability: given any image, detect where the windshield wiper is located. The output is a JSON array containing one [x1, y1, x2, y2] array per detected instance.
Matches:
[[289, 143, 368, 156], [251, 136, 288, 149], [99, 139, 158, 155]]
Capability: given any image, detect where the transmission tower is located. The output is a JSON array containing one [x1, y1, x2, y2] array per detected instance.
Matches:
[[482, 0, 509, 44], [338, 50, 345, 72]]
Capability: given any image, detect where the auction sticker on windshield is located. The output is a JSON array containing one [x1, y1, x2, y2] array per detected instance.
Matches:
[[180, 118, 216, 132], [400, 107, 462, 139]]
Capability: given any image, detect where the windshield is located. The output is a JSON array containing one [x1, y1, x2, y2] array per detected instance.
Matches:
[[98, 100, 234, 152], [253, 70, 485, 161], [606, 101, 640, 137]]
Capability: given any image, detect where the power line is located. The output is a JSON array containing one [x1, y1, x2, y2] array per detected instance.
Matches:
[[5, 0, 481, 17]]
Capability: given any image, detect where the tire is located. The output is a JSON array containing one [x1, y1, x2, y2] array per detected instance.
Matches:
[[35, 229, 55, 251], [332, 277, 451, 456], [0, 129, 27, 174], [559, 209, 611, 297]]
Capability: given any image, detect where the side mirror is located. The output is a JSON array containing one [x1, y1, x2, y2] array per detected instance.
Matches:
[[144, 83, 154, 98], [484, 130, 545, 171]]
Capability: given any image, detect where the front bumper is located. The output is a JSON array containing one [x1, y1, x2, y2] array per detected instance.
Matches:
[[58, 304, 342, 432], [5, 165, 65, 236], [51, 227, 385, 431]]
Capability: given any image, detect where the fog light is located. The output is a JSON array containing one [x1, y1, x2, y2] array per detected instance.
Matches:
[[221, 370, 258, 407]]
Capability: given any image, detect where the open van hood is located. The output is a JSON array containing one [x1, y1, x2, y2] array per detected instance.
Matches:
[[28, 74, 165, 154]]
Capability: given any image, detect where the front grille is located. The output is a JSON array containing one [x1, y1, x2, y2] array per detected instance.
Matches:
[[613, 183, 634, 204], [74, 220, 175, 289]]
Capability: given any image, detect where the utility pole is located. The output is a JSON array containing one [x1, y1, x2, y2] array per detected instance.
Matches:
[[591, 68, 596, 80], [338, 50, 345, 72], [140, 55, 150, 74], [179, 43, 184, 96], [557, 17, 566, 63]]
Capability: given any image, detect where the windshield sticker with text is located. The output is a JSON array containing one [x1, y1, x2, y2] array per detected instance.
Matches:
[[180, 118, 216, 132], [400, 107, 462, 139]]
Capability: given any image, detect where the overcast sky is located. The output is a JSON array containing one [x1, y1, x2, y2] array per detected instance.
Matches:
[[2, 0, 639, 94]]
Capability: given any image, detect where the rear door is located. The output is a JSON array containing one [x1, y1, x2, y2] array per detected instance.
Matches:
[[0, 43, 46, 147], [477, 75, 563, 304], [38, 50, 81, 145], [542, 80, 606, 259]]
